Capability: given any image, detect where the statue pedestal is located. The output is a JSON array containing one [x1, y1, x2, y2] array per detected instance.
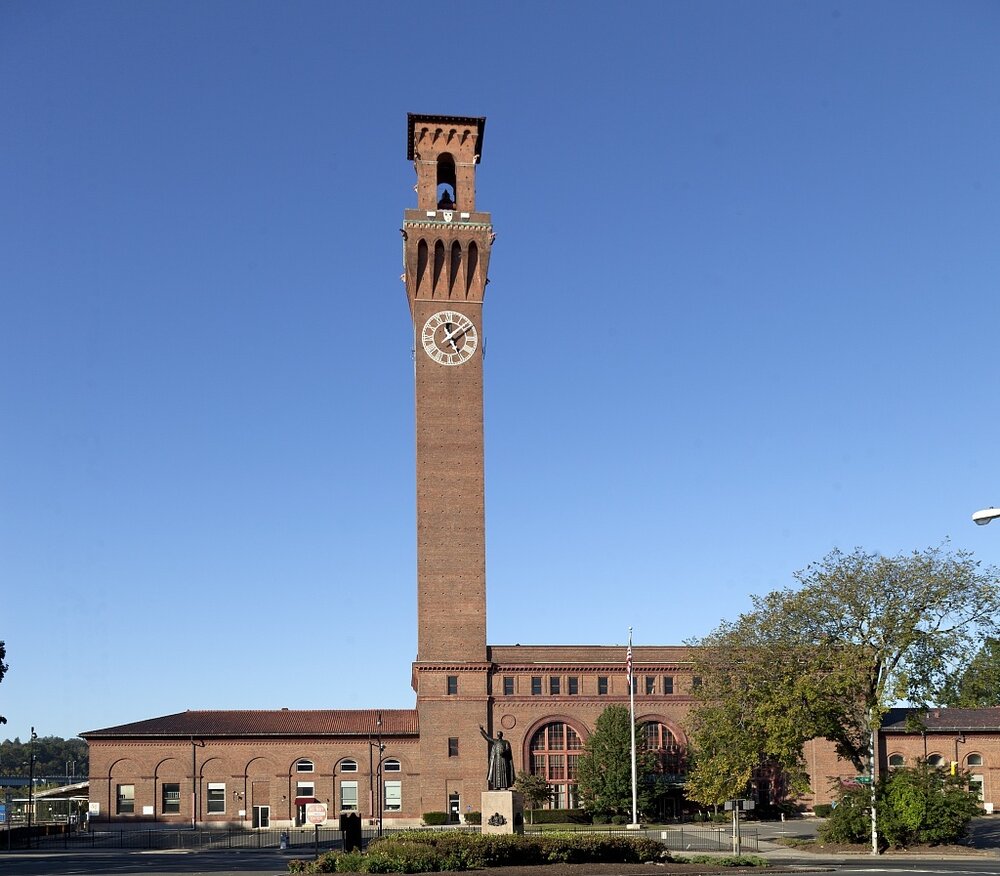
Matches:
[[480, 790, 524, 835]]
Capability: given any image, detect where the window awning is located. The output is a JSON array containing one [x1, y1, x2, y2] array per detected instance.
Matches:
[[294, 796, 317, 805]]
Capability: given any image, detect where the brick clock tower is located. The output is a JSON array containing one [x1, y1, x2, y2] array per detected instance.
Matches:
[[404, 114, 493, 818]]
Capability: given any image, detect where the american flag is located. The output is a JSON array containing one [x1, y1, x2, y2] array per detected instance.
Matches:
[[626, 638, 633, 683]]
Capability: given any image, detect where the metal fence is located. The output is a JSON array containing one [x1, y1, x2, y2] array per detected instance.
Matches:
[[522, 824, 759, 853], [27, 823, 756, 854]]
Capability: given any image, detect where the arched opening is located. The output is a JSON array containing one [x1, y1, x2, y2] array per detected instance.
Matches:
[[888, 753, 905, 768], [449, 241, 463, 296], [528, 721, 583, 809], [433, 240, 446, 294], [436, 153, 457, 208], [416, 239, 429, 294], [466, 241, 479, 293], [641, 721, 687, 820]]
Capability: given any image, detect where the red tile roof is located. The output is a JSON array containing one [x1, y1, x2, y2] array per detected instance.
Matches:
[[81, 709, 418, 739]]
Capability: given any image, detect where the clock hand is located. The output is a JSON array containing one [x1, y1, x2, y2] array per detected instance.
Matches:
[[443, 323, 470, 342]]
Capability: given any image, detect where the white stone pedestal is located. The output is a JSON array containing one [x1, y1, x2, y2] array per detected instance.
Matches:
[[480, 790, 524, 835]]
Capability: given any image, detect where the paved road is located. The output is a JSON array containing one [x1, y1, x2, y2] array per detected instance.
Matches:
[[0, 848, 295, 876]]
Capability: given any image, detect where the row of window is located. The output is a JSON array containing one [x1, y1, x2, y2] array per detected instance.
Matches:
[[116, 779, 403, 815], [292, 757, 402, 774], [889, 753, 986, 767], [446, 674, 699, 696]]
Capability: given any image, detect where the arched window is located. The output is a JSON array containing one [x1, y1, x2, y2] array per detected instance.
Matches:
[[436, 153, 457, 208], [339, 759, 358, 773], [888, 754, 905, 768], [927, 754, 944, 767], [529, 722, 583, 809], [641, 722, 686, 777], [296, 759, 314, 773], [967, 754, 983, 766], [383, 759, 401, 773]]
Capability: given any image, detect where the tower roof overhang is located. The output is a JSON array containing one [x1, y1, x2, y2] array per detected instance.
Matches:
[[407, 114, 486, 161]]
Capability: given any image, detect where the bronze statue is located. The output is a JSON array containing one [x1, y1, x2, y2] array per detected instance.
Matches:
[[479, 725, 515, 790]]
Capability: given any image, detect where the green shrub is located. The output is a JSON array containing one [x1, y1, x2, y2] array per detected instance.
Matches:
[[609, 814, 627, 825], [288, 829, 672, 874], [336, 850, 367, 872], [812, 804, 833, 818], [681, 854, 770, 867], [463, 811, 481, 825], [364, 839, 442, 873], [421, 811, 449, 826], [821, 765, 981, 850]]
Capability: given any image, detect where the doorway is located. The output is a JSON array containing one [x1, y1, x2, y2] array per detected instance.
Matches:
[[252, 805, 270, 828]]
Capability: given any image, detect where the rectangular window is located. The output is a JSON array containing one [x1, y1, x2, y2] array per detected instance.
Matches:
[[692, 676, 702, 690], [531, 676, 542, 695], [567, 676, 578, 695], [116, 784, 135, 814], [532, 754, 545, 774], [448, 737, 459, 757], [503, 676, 514, 696], [567, 754, 579, 779], [549, 754, 565, 780], [162, 782, 180, 814], [597, 676, 608, 695], [341, 781, 358, 811], [645, 675, 655, 695], [384, 780, 401, 812], [296, 781, 315, 798], [663, 675, 674, 694], [207, 783, 226, 814], [549, 676, 560, 695], [447, 675, 458, 695]]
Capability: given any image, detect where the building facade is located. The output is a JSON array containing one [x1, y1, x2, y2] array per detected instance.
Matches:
[[82, 114, 998, 827]]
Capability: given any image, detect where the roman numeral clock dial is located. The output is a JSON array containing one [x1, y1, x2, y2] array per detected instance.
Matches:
[[421, 310, 478, 365]]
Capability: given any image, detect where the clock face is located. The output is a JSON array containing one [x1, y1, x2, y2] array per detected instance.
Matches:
[[421, 310, 479, 365]]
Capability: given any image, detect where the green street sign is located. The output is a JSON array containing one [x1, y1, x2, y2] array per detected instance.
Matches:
[[854, 776, 873, 784]]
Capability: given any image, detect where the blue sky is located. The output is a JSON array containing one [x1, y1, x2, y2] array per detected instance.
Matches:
[[3, 1, 1000, 742]]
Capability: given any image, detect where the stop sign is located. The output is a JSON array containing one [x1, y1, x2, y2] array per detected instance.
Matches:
[[306, 803, 327, 825]]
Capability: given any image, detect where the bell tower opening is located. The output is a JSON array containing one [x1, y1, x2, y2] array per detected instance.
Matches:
[[407, 114, 485, 214], [436, 153, 457, 209]]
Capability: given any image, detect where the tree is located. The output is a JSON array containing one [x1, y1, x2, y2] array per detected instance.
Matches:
[[686, 545, 1000, 854], [512, 771, 552, 823], [822, 763, 981, 849], [575, 705, 655, 819], [0, 640, 7, 726], [0, 736, 89, 778], [942, 638, 1000, 707]]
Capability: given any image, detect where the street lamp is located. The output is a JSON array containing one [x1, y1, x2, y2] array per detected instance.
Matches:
[[27, 727, 37, 848], [972, 507, 1000, 526], [367, 713, 384, 837]]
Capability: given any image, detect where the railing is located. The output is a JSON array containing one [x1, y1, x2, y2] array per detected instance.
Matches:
[[523, 823, 759, 853], [25, 823, 757, 854]]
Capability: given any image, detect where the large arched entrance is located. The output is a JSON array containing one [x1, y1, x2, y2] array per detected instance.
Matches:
[[640, 719, 687, 820], [527, 720, 584, 809]]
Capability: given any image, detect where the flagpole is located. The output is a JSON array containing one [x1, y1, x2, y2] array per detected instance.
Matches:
[[628, 627, 638, 828]]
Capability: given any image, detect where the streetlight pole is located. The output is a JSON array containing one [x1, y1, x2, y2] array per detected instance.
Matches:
[[366, 714, 385, 837], [27, 727, 37, 849]]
